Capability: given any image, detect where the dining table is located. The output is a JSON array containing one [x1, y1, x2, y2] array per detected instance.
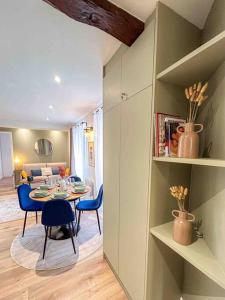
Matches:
[[29, 185, 90, 240]]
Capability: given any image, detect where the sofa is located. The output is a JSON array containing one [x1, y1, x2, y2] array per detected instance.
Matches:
[[22, 162, 67, 185]]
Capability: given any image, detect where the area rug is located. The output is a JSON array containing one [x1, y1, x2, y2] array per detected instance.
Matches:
[[0, 196, 27, 223], [10, 211, 103, 270]]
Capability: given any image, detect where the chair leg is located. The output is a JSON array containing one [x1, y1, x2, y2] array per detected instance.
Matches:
[[71, 221, 75, 235], [76, 210, 81, 236], [43, 226, 49, 259], [68, 223, 76, 254], [96, 210, 101, 235], [35, 211, 38, 224], [22, 212, 28, 237], [49, 227, 52, 238]]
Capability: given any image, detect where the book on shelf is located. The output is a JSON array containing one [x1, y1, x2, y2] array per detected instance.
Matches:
[[165, 117, 186, 157], [154, 113, 185, 157]]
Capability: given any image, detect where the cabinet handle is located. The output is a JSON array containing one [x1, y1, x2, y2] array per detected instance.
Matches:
[[121, 93, 128, 101]]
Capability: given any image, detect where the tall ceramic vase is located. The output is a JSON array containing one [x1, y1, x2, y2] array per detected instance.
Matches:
[[177, 122, 203, 158], [172, 210, 195, 245]]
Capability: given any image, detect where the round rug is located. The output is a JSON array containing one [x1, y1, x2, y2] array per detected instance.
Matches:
[[10, 212, 103, 270]]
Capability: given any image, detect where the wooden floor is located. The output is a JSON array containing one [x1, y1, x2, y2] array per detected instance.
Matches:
[[0, 177, 15, 197], [0, 217, 127, 299]]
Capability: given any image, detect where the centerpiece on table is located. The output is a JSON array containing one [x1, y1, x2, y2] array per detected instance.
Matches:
[[177, 82, 209, 158], [170, 185, 195, 245]]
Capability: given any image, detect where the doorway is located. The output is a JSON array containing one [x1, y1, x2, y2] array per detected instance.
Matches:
[[0, 132, 14, 179]]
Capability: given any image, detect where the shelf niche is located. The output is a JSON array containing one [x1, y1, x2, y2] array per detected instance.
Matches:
[[151, 222, 225, 291], [147, 1, 225, 299], [153, 157, 225, 168]]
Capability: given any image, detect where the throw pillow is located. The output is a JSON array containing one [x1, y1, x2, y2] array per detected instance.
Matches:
[[41, 167, 52, 176], [65, 167, 70, 176], [52, 168, 60, 175], [59, 166, 65, 178], [21, 170, 28, 179], [31, 169, 42, 177]]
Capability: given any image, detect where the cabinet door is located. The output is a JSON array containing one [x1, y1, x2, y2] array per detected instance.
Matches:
[[119, 87, 152, 300], [122, 18, 155, 99], [103, 58, 122, 113], [103, 105, 121, 272]]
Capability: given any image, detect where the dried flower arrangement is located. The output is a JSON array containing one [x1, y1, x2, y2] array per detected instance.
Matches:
[[170, 185, 188, 211], [185, 82, 209, 122]]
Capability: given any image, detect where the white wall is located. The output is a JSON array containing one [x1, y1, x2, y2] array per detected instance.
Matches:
[[0, 132, 14, 177]]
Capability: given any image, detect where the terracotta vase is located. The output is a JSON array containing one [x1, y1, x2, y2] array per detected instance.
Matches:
[[177, 122, 203, 158], [172, 210, 195, 245]]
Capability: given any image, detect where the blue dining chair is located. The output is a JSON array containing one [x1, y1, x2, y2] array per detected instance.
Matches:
[[69, 176, 81, 182], [69, 175, 82, 210], [17, 184, 44, 237], [41, 199, 76, 259], [76, 185, 103, 235]]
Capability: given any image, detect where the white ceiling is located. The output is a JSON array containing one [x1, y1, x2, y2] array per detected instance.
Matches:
[[0, 0, 214, 130], [111, 0, 214, 29], [0, 0, 120, 130]]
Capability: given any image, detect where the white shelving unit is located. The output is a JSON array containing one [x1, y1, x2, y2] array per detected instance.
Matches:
[[151, 222, 225, 290], [153, 156, 225, 168], [157, 30, 225, 86]]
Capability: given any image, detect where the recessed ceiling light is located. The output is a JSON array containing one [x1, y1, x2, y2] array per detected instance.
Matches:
[[49, 105, 53, 109], [46, 117, 49, 121], [54, 75, 61, 83]]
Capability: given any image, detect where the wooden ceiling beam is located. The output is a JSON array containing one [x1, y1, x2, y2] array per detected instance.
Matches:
[[43, 0, 145, 46]]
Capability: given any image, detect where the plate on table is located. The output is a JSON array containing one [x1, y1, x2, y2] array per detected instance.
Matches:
[[37, 185, 54, 190], [50, 193, 70, 200], [72, 181, 85, 187], [33, 192, 50, 198], [72, 189, 87, 194]]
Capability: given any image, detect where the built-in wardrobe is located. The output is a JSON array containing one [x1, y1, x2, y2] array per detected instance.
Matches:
[[104, 1, 225, 299]]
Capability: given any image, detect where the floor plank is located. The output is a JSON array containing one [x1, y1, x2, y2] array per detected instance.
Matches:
[[0, 217, 127, 300]]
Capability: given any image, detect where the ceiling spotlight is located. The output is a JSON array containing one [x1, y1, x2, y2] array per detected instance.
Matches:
[[54, 75, 61, 83], [46, 117, 49, 121], [49, 105, 53, 109]]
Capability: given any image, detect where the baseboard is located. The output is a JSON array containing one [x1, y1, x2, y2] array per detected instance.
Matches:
[[103, 252, 132, 300]]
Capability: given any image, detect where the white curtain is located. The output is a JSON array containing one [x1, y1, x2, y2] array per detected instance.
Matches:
[[94, 108, 103, 192], [71, 123, 88, 181]]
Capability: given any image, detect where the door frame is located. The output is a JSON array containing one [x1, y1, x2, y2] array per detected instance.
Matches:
[[0, 131, 14, 177]]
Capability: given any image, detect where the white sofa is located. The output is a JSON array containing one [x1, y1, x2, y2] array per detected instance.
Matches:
[[23, 162, 67, 184]]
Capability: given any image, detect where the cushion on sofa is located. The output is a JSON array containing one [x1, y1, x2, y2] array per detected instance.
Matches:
[[31, 169, 42, 176], [21, 170, 28, 179], [52, 168, 59, 175], [41, 167, 52, 176]]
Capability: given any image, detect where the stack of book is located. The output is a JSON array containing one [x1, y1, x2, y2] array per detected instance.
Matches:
[[154, 113, 185, 157]]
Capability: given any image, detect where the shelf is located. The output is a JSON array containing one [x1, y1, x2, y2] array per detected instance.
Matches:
[[153, 156, 225, 168], [156, 30, 225, 86], [150, 222, 225, 290]]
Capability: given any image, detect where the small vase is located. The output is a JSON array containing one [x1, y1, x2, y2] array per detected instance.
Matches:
[[172, 210, 195, 245], [177, 122, 203, 158]]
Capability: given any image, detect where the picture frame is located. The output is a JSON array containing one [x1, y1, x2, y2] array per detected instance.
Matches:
[[88, 142, 95, 167]]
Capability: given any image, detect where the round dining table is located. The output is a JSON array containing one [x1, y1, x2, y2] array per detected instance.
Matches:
[[30, 186, 90, 240]]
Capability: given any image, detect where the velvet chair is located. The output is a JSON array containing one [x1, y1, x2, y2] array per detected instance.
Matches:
[[17, 184, 44, 237], [69, 176, 82, 210], [41, 199, 76, 259], [69, 176, 81, 183], [76, 185, 103, 235]]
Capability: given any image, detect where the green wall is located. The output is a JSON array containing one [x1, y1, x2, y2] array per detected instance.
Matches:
[[0, 127, 69, 165]]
